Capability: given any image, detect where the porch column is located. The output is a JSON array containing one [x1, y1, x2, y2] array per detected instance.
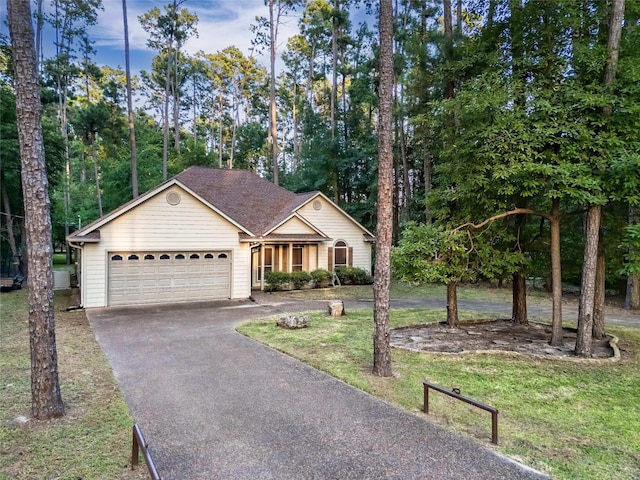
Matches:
[[288, 243, 293, 272], [260, 243, 265, 291]]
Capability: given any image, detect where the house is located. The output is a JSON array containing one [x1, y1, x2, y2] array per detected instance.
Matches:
[[67, 166, 374, 308]]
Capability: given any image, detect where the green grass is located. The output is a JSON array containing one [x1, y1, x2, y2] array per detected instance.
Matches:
[[238, 308, 640, 480], [0, 289, 146, 480]]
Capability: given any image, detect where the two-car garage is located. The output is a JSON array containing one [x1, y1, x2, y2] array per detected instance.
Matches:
[[107, 251, 231, 306]]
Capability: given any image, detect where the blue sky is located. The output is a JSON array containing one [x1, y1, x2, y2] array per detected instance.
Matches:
[[91, 0, 304, 73], [1, 1, 303, 75]]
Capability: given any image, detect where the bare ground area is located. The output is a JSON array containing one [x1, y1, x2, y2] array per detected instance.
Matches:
[[391, 319, 617, 360]]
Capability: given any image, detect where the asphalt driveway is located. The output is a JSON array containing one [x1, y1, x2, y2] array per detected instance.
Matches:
[[88, 297, 548, 480]]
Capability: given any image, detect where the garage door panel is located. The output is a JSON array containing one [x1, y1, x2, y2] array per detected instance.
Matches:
[[108, 251, 231, 306]]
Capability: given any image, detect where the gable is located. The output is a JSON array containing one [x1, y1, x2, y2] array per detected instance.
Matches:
[[270, 216, 322, 235], [95, 186, 242, 250], [296, 194, 373, 240]]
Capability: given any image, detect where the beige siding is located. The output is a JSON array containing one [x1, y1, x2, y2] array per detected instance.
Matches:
[[271, 216, 318, 234], [81, 187, 250, 308], [297, 198, 372, 273]]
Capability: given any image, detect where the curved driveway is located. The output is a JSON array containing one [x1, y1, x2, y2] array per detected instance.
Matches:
[[88, 296, 549, 480]]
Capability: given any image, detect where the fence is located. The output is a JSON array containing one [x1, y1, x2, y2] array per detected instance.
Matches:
[[132, 424, 161, 480], [423, 380, 499, 445]]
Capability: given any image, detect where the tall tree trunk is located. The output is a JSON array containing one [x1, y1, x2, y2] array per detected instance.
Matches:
[[549, 198, 564, 346], [576, 205, 602, 356], [446, 282, 459, 328], [53, 3, 72, 264], [330, 0, 338, 140], [443, 0, 455, 100], [423, 132, 432, 224], [173, 46, 180, 152], [91, 132, 103, 217], [1, 177, 18, 260], [592, 245, 606, 339], [576, 0, 624, 356], [8, 0, 64, 420], [627, 207, 640, 309], [35, 0, 43, 72], [218, 92, 223, 168], [512, 269, 528, 324], [162, 0, 176, 181], [122, 0, 138, 198], [373, 0, 393, 378], [293, 82, 300, 169], [268, 0, 279, 185], [163, 58, 171, 181], [192, 78, 197, 146], [627, 272, 640, 309]]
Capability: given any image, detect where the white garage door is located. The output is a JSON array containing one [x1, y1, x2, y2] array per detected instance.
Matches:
[[108, 251, 231, 306]]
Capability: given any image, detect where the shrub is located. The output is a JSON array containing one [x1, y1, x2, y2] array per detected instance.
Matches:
[[310, 269, 332, 288], [335, 266, 373, 285], [264, 271, 313, 291], [264, 271, 290, 292], [290, 271, 312, 289]]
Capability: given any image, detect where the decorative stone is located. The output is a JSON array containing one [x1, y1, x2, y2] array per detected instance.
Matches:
[[328, 300, 344, 317], [276, 314, 309, 329]]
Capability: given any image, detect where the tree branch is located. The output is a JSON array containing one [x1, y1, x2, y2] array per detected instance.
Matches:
[[453, 208, 552, 232]]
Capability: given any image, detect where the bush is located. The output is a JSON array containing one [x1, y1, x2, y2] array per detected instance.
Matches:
[[264, 270, 313, 291], [335, 267, 373, 285], [290, 271, 312, 289], [264, 271, 290, 292], [310, 269, 332, 288]]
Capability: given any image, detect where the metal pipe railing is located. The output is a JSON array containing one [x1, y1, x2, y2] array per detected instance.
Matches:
[[132, 424, 161, 480], [423, 380, 499, 444]]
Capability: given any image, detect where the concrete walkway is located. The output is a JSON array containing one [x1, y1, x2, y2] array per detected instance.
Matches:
[[88, 298, 549, 480]]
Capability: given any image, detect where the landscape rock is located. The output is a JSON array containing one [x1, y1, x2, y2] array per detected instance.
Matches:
[[13, 416, 28, 425], [276, 314, 309, 329]]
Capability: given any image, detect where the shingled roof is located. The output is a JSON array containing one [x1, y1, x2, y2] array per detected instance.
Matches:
[[68, 167, 373, 244], [175, 167, 318, 236]]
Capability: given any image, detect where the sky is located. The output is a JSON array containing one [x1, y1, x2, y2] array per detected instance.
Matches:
[[0, 0, 304, 76], [90, 0, 303, 73]]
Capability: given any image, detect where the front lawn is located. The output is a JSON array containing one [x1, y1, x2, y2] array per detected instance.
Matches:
[[238, 308, 640, 480], [0, 289, 146, 480]]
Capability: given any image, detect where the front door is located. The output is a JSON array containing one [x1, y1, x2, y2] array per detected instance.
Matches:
[[251, 246, 273, 289]]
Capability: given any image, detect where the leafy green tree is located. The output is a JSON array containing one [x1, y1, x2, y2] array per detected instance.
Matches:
[[139, 1, 198, 179]]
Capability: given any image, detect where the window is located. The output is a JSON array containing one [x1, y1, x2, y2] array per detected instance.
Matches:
[[127, 254, 139, 261], [205, 253, 214, 259], [218, 253, 228, 259], [160, 254, 170, 260], [111, 254, 123, 261], [292, 245, 303, 271], [144, 254, 155, 260], [334, 241, 348, 267], [190, 253, 200, 259], [264, 248, 273, 273], [175, 254, 186, 260]]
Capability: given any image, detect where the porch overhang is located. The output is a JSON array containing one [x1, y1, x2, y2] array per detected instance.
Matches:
[[239, 233, 331, 243], [66, 230, 101, 244]]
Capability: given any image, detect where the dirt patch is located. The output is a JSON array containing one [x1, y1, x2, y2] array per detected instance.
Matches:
[[391, 319, 617, 360]]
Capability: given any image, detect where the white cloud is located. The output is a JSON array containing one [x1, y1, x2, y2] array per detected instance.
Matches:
[[92, 0, 301, 71]]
